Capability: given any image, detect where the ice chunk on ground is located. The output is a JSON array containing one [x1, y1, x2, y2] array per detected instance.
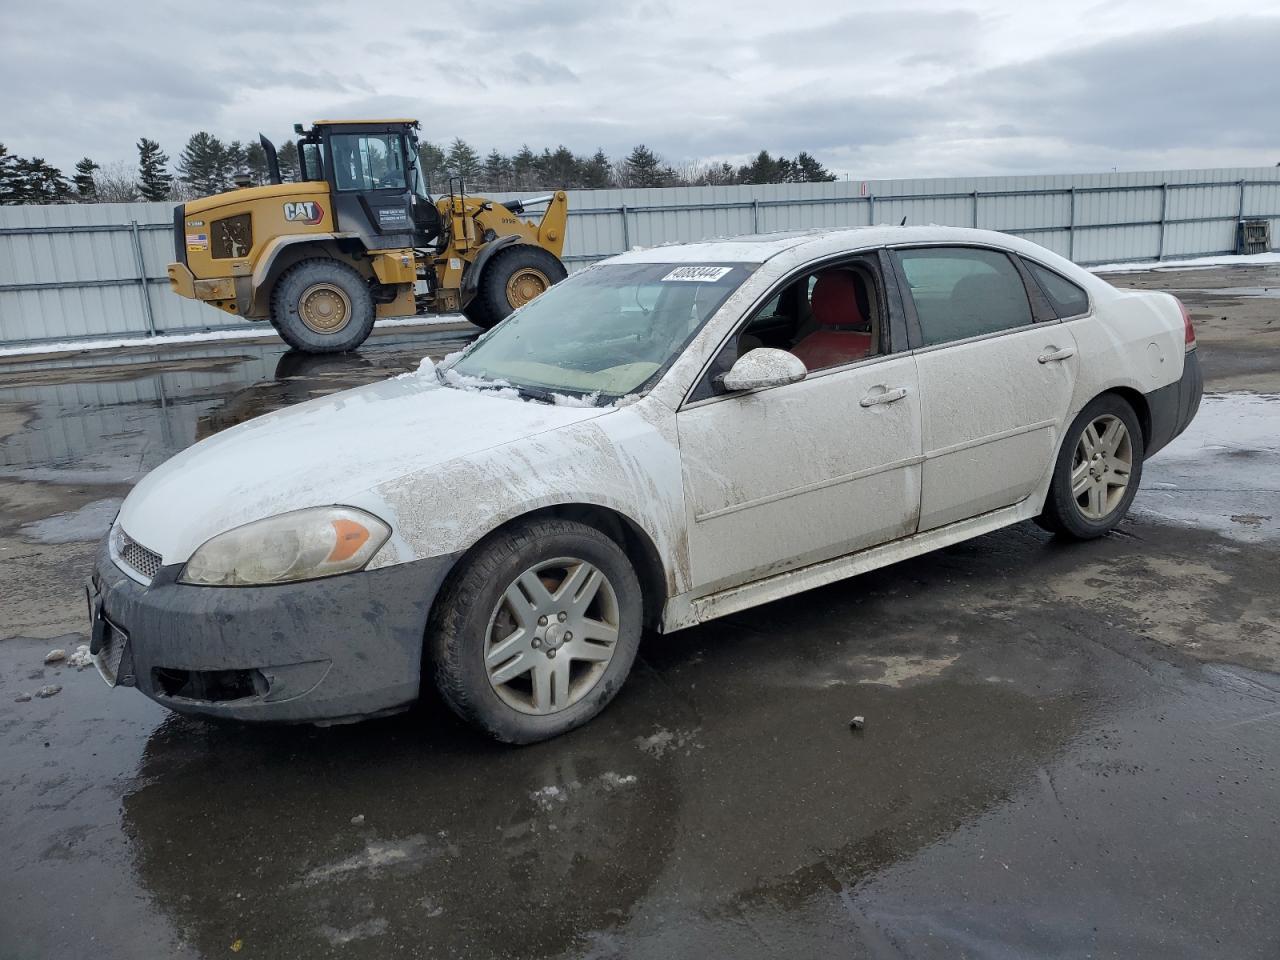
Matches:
[[66, 645, 93, 668], [35, 685, 62, 698], [44, 649, 66, 664]]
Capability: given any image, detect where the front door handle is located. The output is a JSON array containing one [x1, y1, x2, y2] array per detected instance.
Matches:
[[860, 386, 909, 407], [1038, 346, 1076, 364]]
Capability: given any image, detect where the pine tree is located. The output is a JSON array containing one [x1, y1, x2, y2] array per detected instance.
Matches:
[[738, 150, 787, 184], [581, 149, 613, 189], [0, 144, 23, 204], [417, 141, 448, 191], [277, 140, 300, 182], [245, 142, 268, 185], [136, 138, 173, 201], [445, 138, 482, 184], [11, 156, 70, 203], [622, 144, 666, 187], [178, 132, 228, 196], [511, 145, 538, 190], [481, 149, 512, 192], [74, 158, 100, 200], [223, 140, 247, 184], [792, 151, 836, 183]]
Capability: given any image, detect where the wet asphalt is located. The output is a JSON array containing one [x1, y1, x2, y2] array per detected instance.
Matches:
[[2, 265, 1279, 959]]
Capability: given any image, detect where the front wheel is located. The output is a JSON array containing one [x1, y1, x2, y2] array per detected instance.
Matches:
[[462, 245, 567, 330], [270, 259, 376, 353], [428, 519, 642, 744], [1037, 394, 1144, 539]]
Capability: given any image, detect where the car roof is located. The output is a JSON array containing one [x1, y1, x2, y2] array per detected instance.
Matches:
[[605, 225, 1040, 266]]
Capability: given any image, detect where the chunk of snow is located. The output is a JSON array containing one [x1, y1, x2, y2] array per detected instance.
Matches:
[[34, 684, 62, 698], [600, 771, 638, 789], [551, 391, 600, 408], [44, 649, 66, 664], [65, 644, 93, 668]]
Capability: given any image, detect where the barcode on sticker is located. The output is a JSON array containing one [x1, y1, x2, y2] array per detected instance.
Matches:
[[661, 266, 733, 282]]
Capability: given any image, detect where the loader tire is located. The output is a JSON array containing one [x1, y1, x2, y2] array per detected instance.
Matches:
[[463, 245, 567, 330], [270, 259, 376, 353]]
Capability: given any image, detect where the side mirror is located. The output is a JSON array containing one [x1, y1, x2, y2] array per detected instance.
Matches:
[[720, 347, 807, 393]]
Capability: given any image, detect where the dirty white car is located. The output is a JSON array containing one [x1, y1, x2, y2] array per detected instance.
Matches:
[[90, 226, 1202, 742]]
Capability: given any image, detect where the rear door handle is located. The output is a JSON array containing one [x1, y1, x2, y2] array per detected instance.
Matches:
[[860, 386, 909, 407], [1038, 346, 1076, 364]]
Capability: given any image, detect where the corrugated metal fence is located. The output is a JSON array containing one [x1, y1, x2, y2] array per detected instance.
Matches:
[[3, 166, 1279, 346]]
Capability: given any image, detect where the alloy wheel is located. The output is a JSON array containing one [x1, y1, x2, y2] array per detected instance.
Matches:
[[484, 557, 621, 715], [1071, 413, 1133, 520]]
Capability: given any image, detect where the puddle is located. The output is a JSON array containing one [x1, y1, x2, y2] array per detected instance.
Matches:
[[0, 331, 475, 485], [1136, 392, 1280, 543]]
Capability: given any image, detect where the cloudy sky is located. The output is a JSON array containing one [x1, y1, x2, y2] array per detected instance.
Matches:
[[3, 0, 1277, 179]]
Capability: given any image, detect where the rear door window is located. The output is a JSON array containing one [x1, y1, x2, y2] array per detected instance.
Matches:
[[1026, 261, 1090, 318], [895, 247, 1034, 347]]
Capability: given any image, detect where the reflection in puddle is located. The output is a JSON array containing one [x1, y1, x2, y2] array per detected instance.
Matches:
[[0, 332, 474, 484]]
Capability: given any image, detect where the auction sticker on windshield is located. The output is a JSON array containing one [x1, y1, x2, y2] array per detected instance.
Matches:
[[661, 266, 735, 282]]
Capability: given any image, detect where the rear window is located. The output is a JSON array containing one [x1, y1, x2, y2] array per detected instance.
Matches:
[[1027, 261, 1090, 318]]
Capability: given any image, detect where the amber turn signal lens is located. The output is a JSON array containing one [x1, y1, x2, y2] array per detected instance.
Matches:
[[327, 518, 371, 563]]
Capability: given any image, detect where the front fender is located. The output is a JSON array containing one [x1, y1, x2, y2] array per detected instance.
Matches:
[[370, 411, 691, 596]]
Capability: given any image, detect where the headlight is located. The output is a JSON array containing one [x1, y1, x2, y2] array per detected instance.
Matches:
[[179, 507, 391, 586]]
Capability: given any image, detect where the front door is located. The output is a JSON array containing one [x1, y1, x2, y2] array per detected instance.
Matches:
[[892, 245, 1080, 531], [676, 254, 923, 595]]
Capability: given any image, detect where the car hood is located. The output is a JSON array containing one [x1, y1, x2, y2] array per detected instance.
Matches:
[[117, 375, 608, 564]]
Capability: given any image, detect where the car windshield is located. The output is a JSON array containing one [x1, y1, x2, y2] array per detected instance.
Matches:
[[447, 262, 753, 401]]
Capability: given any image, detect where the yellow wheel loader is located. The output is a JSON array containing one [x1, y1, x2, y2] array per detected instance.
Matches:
[[165, 119, 569, 353]]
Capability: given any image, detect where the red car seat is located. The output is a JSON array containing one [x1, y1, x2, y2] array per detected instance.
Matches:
[[791, 271, 873, 371]]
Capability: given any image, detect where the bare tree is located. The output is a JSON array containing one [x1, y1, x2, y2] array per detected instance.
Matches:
[[93, 162, 141, 202]]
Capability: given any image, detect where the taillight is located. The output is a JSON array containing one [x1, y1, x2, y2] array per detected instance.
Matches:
[[1177, 298, 1196, 350]]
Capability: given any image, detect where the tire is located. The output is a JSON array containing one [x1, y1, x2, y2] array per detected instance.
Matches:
[[428, 518, 643, 744], [269, 259, 376, 353], [1036, 393, 1145, 540], [463, 245, 567, 330]]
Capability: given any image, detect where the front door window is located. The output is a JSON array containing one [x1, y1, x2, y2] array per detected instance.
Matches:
[[329, 134, 407, 192]]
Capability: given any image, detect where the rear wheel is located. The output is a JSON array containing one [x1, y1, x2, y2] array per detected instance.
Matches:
[[1037, 394, 1144, 539], [462, 245, 567, 330], [429, 518, 642, 743], [270, 259, 376, 353]]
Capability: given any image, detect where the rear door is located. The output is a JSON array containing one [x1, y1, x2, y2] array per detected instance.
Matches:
[[890, 245, 1080, 532]]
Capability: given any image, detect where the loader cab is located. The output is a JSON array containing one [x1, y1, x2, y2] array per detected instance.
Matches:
[[298, 119, 440, 250]]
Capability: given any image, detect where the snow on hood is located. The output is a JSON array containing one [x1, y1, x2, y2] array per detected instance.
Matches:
[[117, 372, 607, 564]]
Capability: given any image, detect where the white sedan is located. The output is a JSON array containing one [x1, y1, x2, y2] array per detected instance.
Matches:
[[90, 226, 1202, 741]]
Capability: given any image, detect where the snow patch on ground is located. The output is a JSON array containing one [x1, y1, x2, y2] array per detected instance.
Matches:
[[529, 772, 639, 810], [317, 918, 389, 945], [0, 315, 465, 358], [1091, 252, 1280, 274], [302, 834, 454, 884], [19, 498, 121, 544], [857, 653, 960, 687], [635, 727, 699, 758], [1136, 392, 1280, 543]]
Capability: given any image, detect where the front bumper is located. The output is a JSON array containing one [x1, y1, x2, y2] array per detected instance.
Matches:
[[91, 538, 457, 723]]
